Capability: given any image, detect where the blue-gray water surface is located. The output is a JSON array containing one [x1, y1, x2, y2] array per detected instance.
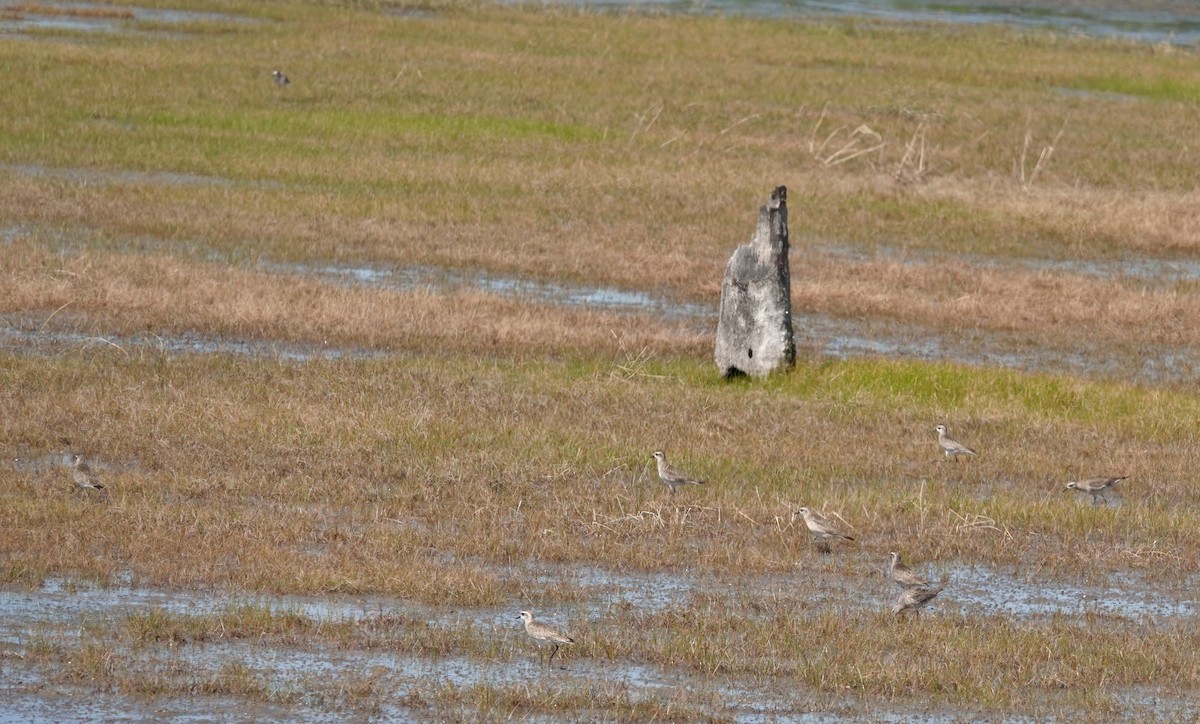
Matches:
[[512, 0, 1200, 45]]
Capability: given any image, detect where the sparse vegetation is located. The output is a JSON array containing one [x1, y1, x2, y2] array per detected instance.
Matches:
[[2, 0, 1199, 719]]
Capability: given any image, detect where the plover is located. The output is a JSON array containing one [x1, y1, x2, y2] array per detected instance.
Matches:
[[518, 610, 575, 665], [651, 451, 705, 496], [887, 551, 931, 589], [892, 584, 943, 615], [935, 424, 977, 462], [272, 70, 290, 87], [1065, 476, 1127, 505], [70, 454, 105, 492], [795, 507, 855, 553]]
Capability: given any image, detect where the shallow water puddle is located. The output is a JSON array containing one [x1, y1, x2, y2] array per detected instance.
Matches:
[[0, 163, 266, 190], [260, 260, 717, 322], [0, 324, 387, 362], [809, 242, 1200, 285], [4, 308, 1200, 383], [265, 259, 1200, 383], [0, 579, 406, 637], [0, 1, 259, 40], [512, 0, 1200, 46], [3, 558, 1190, 637], [6, 238, 1200, 381], [0, 635, 799, 721], [0, 689, 318, 723], [944, 564, 1199, 618], [1, 567, 1195, 719]]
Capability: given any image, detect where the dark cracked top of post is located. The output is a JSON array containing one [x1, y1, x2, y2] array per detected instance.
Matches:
[[714, 185, 795, 378]]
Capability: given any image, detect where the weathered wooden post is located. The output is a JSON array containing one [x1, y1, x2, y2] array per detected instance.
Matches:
[[714, 186, 795, 378]]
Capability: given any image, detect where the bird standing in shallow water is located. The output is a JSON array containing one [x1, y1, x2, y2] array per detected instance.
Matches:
[[651, 451, 705, 496], [935, 424, 977, 462], [1065, 475, 1127, 505], [892, 585, 943, 615], [887, 551, 932, 589], [519, 610, 575, 665]]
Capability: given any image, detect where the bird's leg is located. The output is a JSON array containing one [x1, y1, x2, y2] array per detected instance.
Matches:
[[548, 644, 559, 664]]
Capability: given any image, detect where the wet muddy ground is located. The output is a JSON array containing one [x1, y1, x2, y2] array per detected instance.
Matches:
[[5, 1, 1200, 717], [0, 1, 259, 41], [2, 558, 1197, 720], [6, 246, 1200, 383], [4, 0, 1199, 48], [511, 0, 1200, 46]]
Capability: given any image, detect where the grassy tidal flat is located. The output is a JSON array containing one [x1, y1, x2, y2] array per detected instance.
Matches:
[[2, 0, 1200, 719]]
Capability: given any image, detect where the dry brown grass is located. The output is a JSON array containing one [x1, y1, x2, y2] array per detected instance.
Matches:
[[4, 3, 1200, 717], [4, 231, 1199, 367], [792, 249, 1200, 349], [1, 0, 1199, 331], [0, 243, 707, 360], [4, 346, 1200, 597]]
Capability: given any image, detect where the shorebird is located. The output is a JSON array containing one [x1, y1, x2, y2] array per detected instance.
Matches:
[[518, 610, 575, 665], [70, 454, 105, 492], [651, 451, 705, 496], [795, 506, 855, 553], [935, 424, 977, 462], [892, 584, 943, 615], [1065, 475, 1127, 505], [887, 551, 932, 589], [272, 70, 290, 87]]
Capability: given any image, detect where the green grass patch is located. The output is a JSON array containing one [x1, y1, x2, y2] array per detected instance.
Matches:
[[1067, 74, 1200, 102]]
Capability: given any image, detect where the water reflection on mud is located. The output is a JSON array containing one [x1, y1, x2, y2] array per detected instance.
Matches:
[[1, 562, 1196, 720], [505, 0, 1200, 46], [0, 2, 259, 40]]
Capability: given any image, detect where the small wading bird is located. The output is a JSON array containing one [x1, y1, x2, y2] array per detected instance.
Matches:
[[935, 424, 977, 462], [70, 454, 105, 493], [651, 450, 705, 496], [272, 69, 290, 87], [1065, 475, 1127, 505], [518, 610, 575, 666], [887, 551, 932, 589], [892, 584, 943, 615], [795, 506, 855, 554]]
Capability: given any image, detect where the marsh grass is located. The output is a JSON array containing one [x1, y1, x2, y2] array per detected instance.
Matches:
[[3, 0, 1200, 310], [19, 589, 1200, 715], [0, 242, 710, 360], [124, 605, 320, 646], [420, 680, 717, 721], [4, 350, 1200, 595], [5, 0, 1200, 718], [9, 234, 1200, 370]]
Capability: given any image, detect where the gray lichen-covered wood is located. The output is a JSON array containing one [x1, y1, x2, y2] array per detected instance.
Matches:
[[714, 186, 795, 378]]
